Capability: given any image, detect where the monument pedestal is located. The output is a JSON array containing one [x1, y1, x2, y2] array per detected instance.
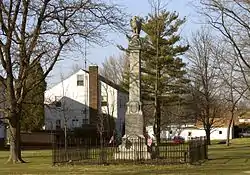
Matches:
[[114, 112, 151, 160], [114, 135, 151, 160]]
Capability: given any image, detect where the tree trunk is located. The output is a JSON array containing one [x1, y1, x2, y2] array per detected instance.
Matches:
[[7, 113, 25, 164], [64, 123, 67, 151], [16, 118, 24, 161], [205, 129, 211, 145], [153, 114, 161, 145], [154, 98, 161, 145], [226, 117, 233, 146], [156, 110, 161, 145], [153, 98, 161, 158]]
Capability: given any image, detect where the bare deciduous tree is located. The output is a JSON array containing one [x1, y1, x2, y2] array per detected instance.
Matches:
[[198, 0, 250, 89], [100, 82, 116, 137], [215, 44, 248, 146], [199, 0, 250, 68], [96, 84, 116, 163], [0, 0, 127, 163], [187, 28, 224, 145], [100, 54, 129, 86]]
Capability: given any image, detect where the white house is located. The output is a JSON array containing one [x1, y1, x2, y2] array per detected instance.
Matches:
[[238, 111, 250, 124], [146, 118, 234, 141], [44, 65, 128, 136]]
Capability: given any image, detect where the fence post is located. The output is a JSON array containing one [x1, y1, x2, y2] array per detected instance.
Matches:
[[188, 138, 193, 164], [199, 137, 202, 161], [52, 132, 55, 166], [201, 137, 204, 160], [204, 137, 208, 159], [201, 137, 203, 160], [99, 137, 107, 165], [195, 138, 198, 162]]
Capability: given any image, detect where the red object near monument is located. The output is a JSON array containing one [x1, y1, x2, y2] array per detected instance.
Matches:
[[173, 136, 185, 144]]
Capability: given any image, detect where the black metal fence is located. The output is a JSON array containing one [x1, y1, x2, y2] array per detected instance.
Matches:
[[189, 137, 208, 163], [52, 134, 207, 165]]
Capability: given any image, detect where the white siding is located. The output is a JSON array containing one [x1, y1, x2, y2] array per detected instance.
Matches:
[[117, 91, 128, 135], [210, 127, 232, 140], [45, 70, 89, 106], [146, 125, 233, 141], [45, 70, 89, 130], [239, 119, 250, 123], [100, 82, 128, 136], [44, 69, 128, 134], [146, 126, 168, 139], [180, 127, 233, 140], [101, 81, 118, 118], [180, 129, 206, 140]]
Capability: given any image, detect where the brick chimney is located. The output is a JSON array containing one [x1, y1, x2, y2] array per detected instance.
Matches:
[[88, 65, 99, 125]]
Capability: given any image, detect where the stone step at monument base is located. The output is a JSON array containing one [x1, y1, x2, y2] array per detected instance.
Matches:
[[114, 146, 151, 160], [114, 135, 151, 160]]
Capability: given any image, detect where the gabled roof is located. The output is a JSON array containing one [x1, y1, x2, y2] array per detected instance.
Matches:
[[80, 69, 128, 93], [47, 68, 128, 94], [239, 111, 250, 119], [195, 117, 233, 128]]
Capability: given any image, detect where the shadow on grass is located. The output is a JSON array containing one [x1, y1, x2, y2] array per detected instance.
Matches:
[[0, 156, 52, 162], [22, 155, 52, 159], [209, 156, 250, 160], [210, 145, 250, 151]]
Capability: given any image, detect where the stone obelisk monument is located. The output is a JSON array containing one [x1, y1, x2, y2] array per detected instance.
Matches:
[[125, 16, 144, 138], [115, 16, 150, 160]]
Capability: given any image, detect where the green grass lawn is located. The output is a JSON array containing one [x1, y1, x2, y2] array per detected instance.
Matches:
[[0, 138, 250, 175]]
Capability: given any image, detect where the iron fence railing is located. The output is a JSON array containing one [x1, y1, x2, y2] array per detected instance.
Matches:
[[52, 134, 207, 165]]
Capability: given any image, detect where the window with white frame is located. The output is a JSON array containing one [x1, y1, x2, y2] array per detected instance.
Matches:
[[77, 74, 84, 86], [101, 95, 107, 106]]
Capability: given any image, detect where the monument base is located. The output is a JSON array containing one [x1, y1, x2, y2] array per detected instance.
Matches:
[[114, 135, 151, 160]]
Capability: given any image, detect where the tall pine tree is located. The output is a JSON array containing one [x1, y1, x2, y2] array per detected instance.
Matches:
[[141, 10, 189, 144], [21, 63, 46, 132]]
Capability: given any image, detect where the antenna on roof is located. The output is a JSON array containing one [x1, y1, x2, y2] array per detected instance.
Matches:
[[84, 38, 87, 70], [83, 38, 88, 125]]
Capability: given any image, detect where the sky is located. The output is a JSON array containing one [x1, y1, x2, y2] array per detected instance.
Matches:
[[47, 0, 201, 87]]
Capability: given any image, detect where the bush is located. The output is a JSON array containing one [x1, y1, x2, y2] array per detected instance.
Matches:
[[72, 126, 98, 138]]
